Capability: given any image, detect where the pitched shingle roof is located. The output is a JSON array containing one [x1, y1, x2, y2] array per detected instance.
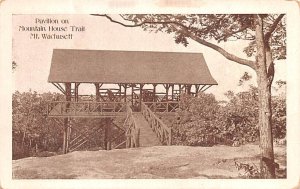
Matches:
[[48, 49, 217, 85]]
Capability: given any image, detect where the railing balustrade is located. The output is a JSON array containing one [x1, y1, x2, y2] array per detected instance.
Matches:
[[46, 101, 127, 117], [143, 101, 179, 113], [141, 102, 172, 145], [124, 103, 140, 148]]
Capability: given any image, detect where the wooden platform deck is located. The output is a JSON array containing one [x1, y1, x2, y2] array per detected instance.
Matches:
[[46, 101, 127, 118], [45, 101, 179, 118]]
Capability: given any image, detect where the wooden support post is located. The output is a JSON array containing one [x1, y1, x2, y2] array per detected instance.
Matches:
[[95, 83, 100, 112], [95, 83, 99, 101], [126, 135, 130, 148], [186, 85, 191, 95], [75, 83, 80, 102], [164, 84, 169, 101], [124, 84, 127, 102], [104, 122, 108, 150], [62, 118, 68, 154], [75, 83, 77, 101], [104, 125, 107, 150], [171, 84, 174, 100], [131, 136, 134, 148], [179, 84, 183, 94], [105, 118, 112, 150], [95, 83, 100, 102], [131, 85, 134, 107], [67, 119, 72, 149], [63, 82, 71, 154], [107, 141, 111, 150], [153, 84, 157, 102], [118, 84, 122, 101], [139, 84, 144, 111], [195, 85, 200, 97]]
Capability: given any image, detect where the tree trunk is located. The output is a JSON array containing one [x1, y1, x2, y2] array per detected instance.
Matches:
[[255, 15, 276, 178], [257, 73, 275, 178]]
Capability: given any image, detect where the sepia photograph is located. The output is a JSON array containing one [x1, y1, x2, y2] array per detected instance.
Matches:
[[12, 13, 287, 179], [1, 1, 300, 189]]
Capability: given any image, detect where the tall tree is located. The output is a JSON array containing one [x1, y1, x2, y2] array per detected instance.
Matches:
[[93, 14, 286, 178]]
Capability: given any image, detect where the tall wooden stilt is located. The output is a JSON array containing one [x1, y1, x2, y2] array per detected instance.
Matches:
[[171, 84, 174, 100], [153, 84, 157, 102], [104, 121, 108, 150], [107, 119, 111, 150], [66, 119, 72, 151], [186, 84, 191, 95], [164, 84, 169, 101], [195, 85, 200, 97], [95, 83, 100, 102], [74, 83, 80, 102], [63, 82, 71, 154], [124, 84, 127, 102], [139, 84, 144, 111], [131, 84, 134, 107], [117, 84, 121, 101], [104, 119, 112, 150], [179, 84, 182, 94], [62, 118, 68, 154]]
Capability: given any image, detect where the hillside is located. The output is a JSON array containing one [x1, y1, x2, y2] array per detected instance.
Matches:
[[12, 144, 286, 179]]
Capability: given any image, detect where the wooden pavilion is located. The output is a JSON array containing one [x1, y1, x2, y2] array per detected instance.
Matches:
[[46, 49, 217, 153]]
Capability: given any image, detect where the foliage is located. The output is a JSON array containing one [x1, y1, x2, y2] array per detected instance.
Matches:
[[12, 91, 64, 159], [100, 14, 286, 61], [234, 160, 285, 179], [170, 83, 286, 146], [172, 93, 221, 146], [234, 161, 260, 178], [272, 95, 286, 139], [12, 91, 126, 159], [238, 72, 252, 86]]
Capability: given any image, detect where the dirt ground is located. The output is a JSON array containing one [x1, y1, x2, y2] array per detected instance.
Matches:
[[12, 144, 286, 179]]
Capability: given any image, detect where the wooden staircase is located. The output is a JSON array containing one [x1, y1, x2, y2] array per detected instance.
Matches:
[[133, 113, 161, 147], [49, 102, 172, 154], [69, 124, 103, 152]]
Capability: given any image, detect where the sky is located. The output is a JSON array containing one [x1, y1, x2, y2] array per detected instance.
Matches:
[[12, 14, 286, 101]]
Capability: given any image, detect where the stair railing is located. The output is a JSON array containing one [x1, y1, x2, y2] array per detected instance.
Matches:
[[124, 103, 140, 148], [141, 102, 172, 145]]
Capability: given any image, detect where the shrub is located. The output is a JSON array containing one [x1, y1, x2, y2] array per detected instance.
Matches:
[[12, 91, 127, 159], [170, 85, 286, 146], [234, 161, 260, 178]]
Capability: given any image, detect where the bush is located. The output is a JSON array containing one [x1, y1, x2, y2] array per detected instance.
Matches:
[[170, 85, 286, 146], [272, 95, 286, 139], [234, 161, 260, 178], [12, 91, 127, 159], [172, 93, 224, 146]]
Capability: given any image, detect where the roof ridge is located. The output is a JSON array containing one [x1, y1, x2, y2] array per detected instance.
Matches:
[[52, 48, 203, 55]]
